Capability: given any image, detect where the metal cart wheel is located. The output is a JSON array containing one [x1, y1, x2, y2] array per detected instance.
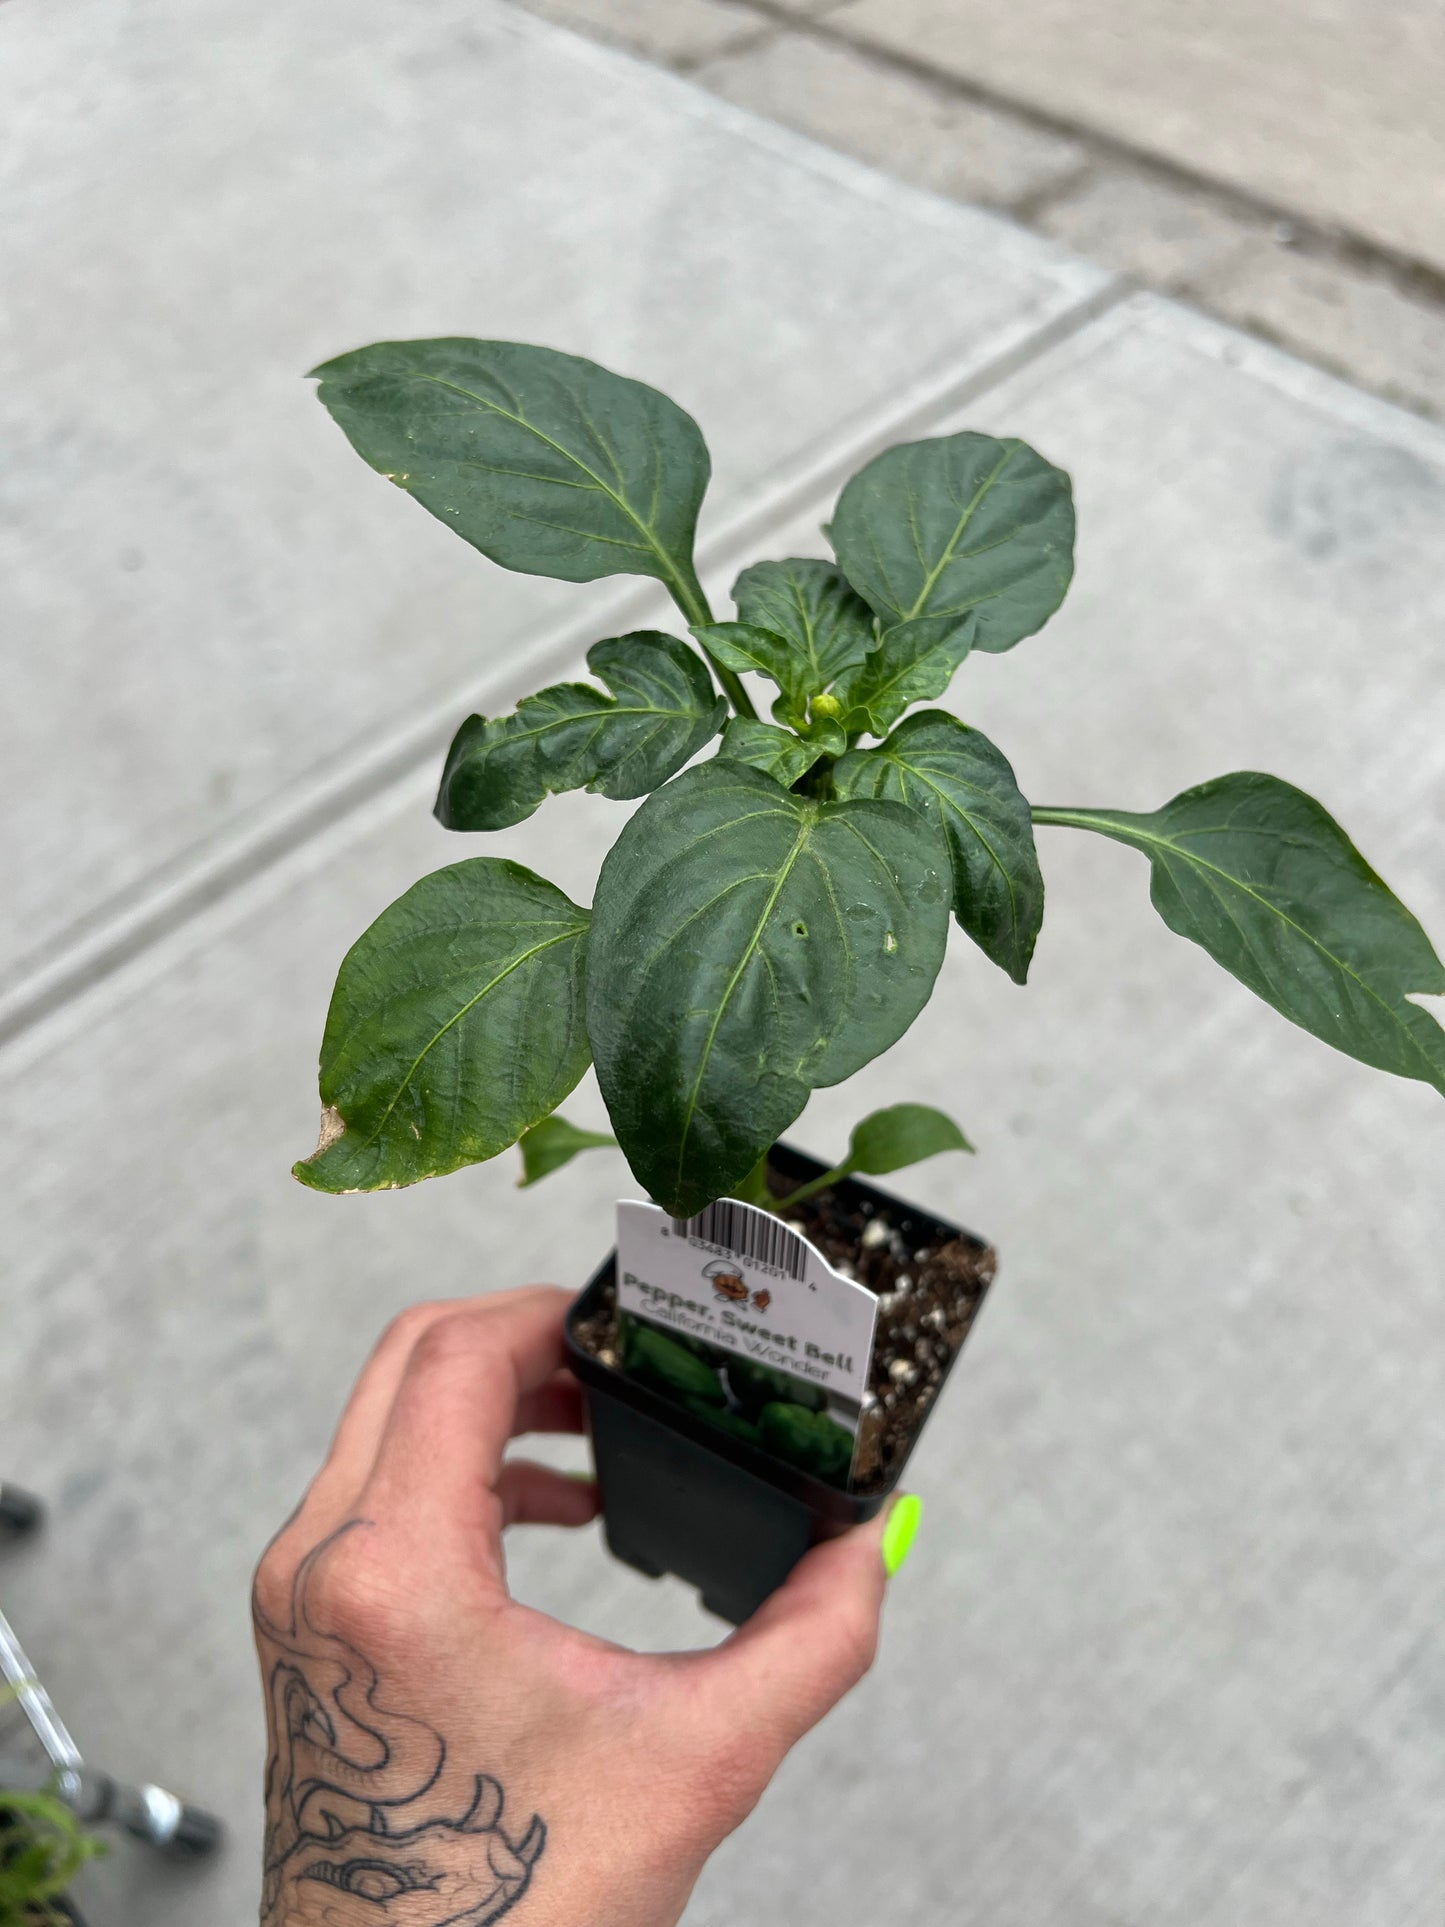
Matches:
[[1, 1508, 225, 1880], [70, 1767, 224, 1856]]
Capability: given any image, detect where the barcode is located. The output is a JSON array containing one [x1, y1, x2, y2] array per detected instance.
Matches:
[[671, 1200, 809, 1281]]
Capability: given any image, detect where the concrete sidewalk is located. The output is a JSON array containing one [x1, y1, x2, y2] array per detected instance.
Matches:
[[522, 0, 1445, 424], [2, 4, 1444, 1924], [831, 0, 1445, 275]]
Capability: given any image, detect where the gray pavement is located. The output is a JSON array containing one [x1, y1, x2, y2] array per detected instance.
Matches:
[[831, 0, 1445, 276], [0, 0, 1100, 1031], [3, 4, 1445, 1925], [523, 0, 1445, 425]]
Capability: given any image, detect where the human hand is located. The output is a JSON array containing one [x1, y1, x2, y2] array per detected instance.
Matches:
[[252, 1285, 918, 1927]]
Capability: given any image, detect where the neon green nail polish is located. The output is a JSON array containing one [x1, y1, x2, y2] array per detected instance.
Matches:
[[881, 1494, 922, 1578]]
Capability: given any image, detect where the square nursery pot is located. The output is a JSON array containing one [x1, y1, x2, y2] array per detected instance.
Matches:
[[565, 1142, 995, 1624]]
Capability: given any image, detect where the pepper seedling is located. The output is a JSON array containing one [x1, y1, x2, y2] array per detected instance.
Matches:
[[293, 338, 1445, 1218]]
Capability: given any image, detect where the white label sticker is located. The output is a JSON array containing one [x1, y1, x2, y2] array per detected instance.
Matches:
[[615, 1198, 879, 1478]]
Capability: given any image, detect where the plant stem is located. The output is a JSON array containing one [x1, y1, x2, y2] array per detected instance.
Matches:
[[1030, 806, 1096, 828], [798, 754, 837, 800], [733, 1155, 776, 1208], [771, 1162, 851, 1212], [707, 654, 759, 721], [668, 561, 759, 721]]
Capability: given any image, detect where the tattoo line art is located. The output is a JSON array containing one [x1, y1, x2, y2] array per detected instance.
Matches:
[[256, 1522, 545, 1925]]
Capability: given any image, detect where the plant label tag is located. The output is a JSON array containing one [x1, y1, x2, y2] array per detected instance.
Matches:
[[614, 1197, 879, 1488]]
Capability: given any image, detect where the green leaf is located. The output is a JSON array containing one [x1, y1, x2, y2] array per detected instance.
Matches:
[[731, 558, 875, 689], [716, 717, 820, 787], [730, 1153, 777, 1208], [436, 632, 725, 830], [771, 1097, 973, 1209], [831, 431, 1074, 654], [835, 710, 1044, 981], [691, 622, 812, 725], [846, 1101, 972, 1175], [800, 711, 848, 758], [587, 761, 951, 1216], [832, 613, 979, 735], [294, 859, 592, 1193], [692, 561, 876, 725], [517, 1114, 615, 1187], [0, 1790, 104, 1909], [1034, 774, 1445, 1094], [310, 339, 712, 616]]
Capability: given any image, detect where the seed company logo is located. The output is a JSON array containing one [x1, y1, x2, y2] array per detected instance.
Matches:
[[702, 1258, 771, 1312]]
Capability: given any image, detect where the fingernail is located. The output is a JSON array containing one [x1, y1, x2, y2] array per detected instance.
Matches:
[[564, 1469, 595, 1484], [881, 1494, 922, 1579]]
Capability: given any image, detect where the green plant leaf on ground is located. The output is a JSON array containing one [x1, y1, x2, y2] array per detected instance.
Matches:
[[716, 717, 821, 787], [1034, 774, 1445, 1094], [294, 859, 592, 1193], [835, 709, 1044, 981], [436, 632, 726, 831], [832, 613, 979, 737], [0, 1787, 104, 1918], [516, 1114, 615, 1187], [732, 557, 876, 690], [310, 338, 713, 616], [587, 761, 951, 1217], [830, 430, 1074, 655]]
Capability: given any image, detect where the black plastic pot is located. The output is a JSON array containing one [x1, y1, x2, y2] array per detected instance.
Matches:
[[564, 1142, 990, 1624]]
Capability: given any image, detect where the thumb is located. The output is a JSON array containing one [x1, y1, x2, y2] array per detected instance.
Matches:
[[681, 1494, 923, 1762]]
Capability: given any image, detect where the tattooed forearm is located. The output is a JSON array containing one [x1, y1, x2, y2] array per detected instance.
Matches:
[[255, 1522, 545, 1926]]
